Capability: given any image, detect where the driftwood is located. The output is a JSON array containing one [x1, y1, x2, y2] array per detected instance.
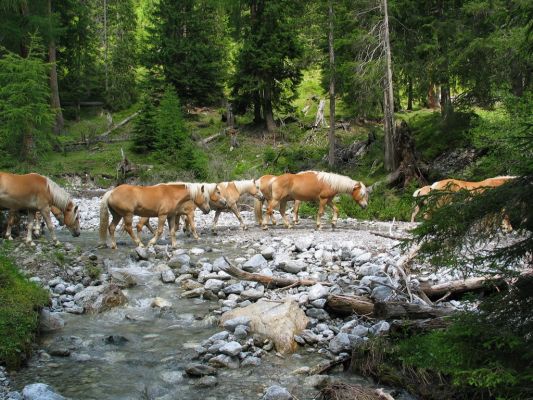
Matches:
[[319, 382, 395, 400], [373, 301, 455, 319], [310, 354, 351, 375], [389, 317, 452, 335], [99, 111, 140, 138], [200, 130, 225, 145], [221, 257, 331, 288], [420, 276, 505, 299], [314, 99, 326, 128], [325, 294, 374, 316]]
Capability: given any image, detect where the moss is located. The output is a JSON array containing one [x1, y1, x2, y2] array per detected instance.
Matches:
[[0, 252, 49, 369]]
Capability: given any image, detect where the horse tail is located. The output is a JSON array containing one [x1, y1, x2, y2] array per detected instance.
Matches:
[[99, 190, 113, 245], [254, 198, 263, 225]]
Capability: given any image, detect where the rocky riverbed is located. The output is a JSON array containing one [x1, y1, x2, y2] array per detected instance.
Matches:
[[1, 199, 469, 400]]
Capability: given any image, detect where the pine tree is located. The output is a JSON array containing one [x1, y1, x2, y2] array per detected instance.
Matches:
[[131, 95, 157, 154]]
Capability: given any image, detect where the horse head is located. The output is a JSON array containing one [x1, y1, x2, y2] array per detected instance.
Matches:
[[251, 179, 265, 201], [209, 184, 227, 208], [63, 201, 81, 237], [352, 182, 369, 209]]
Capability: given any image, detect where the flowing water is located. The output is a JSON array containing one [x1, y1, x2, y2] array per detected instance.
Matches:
[[10, 221, 392, 399]]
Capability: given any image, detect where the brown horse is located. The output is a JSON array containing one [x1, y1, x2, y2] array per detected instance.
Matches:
[[99, 183, 225, 248], [254, 174, 280, 227], [0, 172, 80, 245], [411, 176, 516, 222], [3, 206, 64, 239], [263, 171, 368, 230]]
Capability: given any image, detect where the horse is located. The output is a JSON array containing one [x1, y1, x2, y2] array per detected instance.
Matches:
[[99, 183, 226, 249], [254, 174, 280, 227], [3, 205, 64, 239], [0, 172, 80, 245], [263, 171, 368, 230], [135, 182, 230, 240], [410, 176, 516, 223]]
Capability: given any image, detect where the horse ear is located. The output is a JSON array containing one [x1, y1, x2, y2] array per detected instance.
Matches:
[[201, 185, 205, 193]]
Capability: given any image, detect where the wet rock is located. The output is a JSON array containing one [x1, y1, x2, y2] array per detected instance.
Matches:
[[190, 247, 205, 256], [48, 346, 70, 357], [219, 341, 242, 356], [180, 279, 203, 291], [151, 297, 172, 309], [212, 257, 230, 271], [74, 284, 127, 314], [262, 385, 293, 400], [104, 335, 129, 346], [160, 371, 183, 384], [220, 299, 308, 354], [194, 375, 218, 388], [161, 269, 176, 283], [241, 356, 261, 367], [242, 254, 268, 272], [208, 354, 240, 369], [134, 246, 150, 261], [168, 254, 190, 268], [185, 364, 217, 377], [204, 279, 225, 292], [304, 374, 332, 389], [39, 309, 64, 332], [21, 383, 66, 400], [175, 274, 193, 284], [222, 316, 252, 332], [308, 283, 329, 301], [181, 288, 205, 298], [261, 246, 275, 260], [206, 331, 230, 342]]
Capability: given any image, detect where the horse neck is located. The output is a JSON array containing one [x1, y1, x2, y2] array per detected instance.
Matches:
[[46, 178, 70, 211], [232, 180, 254, 195]]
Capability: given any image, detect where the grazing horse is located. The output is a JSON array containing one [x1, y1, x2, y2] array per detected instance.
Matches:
[[254, 174, 279, 227], [0, 172, 80, 245], [263, 171, 368, 230], [99, 183, 225, 249], [410, 176, 516, 222], [3, 206, 64, 239]]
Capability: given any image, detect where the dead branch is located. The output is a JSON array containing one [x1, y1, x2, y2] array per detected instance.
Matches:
[[420, 276, 506, 299], [373, 301, 455, 319], [325, 294, 374, 316], [99, 111, 140, 138]]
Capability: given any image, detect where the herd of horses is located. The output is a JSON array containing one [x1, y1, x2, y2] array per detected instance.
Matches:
[[0, 171, 515, 249]]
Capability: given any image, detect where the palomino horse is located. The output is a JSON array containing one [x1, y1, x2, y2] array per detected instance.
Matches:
[[0, 172, 80, 245], [3, 206, 64, 239], [99, 183, 225, 248], [410, 176, 516, 222], [254, 174, 280, 227], [263, 171, 368, 230]]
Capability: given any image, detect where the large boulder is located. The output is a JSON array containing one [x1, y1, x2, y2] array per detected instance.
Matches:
[[220, 299, 308, 354], [22, 383, 66, 400], [73, 284, 127, 314]]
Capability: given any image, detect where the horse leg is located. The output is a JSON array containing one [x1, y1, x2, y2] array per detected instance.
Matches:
[[5, 211, 16, 240], [279, 200, 291, 228], [41, 207, 60, 246], [264, 199, 280, 230], [108, 211, 122, 249], [212, 209, 222, 233], [328, 199, 339, 228], [316, 198, 328, 230], [147, 215, 166, 246], [168, 215, 178, 248], [124, 214, 143, 247], [230, 204, 247, 230], [293, 200, 300, 225], [25, 211, 36, 246], [33, 211, 41, 237], [188, 213, 200, 240]]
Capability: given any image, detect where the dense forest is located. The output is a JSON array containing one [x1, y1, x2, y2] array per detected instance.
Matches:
[[1, 0, 532, 399]]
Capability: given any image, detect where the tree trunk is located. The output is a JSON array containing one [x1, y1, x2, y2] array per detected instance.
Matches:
[[326, 294, 374, 316], [389, 317, 452, 334], [420, 276, 505, 299], [407, 78, 413, 111], [263, 83, 276, 133], [253, 92, 262, 124], [382, 0, 397, 172], [22, 131, 35, 163], [440, 84, 453, 119], [327, 0, 336, 168], [373, 301, 455, 319], [104, 0, 109, 93], [48, 0, 64, 134], [428, 84, 438, 108]]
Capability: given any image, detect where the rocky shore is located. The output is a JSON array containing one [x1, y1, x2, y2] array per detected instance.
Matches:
[[2, 198, 471, 400]]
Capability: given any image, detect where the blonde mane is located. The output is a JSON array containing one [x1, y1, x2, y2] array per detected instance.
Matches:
[[229, 180, 255, 194], [46, 177, 71, 211], [315, 171, 362, 194], [187, 182, 217, 201]]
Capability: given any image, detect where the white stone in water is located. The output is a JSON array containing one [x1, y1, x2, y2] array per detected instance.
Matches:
[[22, 383, 66, 400], [39, 309, 64, 332], [151, 297, 172, 309], [161, 269, 176, 283], [208, 354, 240, 369], [241, 356, 261, 367], [307, 283, 329, 301], [190, 247, 205, 255]]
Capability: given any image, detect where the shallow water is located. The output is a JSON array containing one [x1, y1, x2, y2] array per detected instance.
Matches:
[[10, 221, 389, 399]]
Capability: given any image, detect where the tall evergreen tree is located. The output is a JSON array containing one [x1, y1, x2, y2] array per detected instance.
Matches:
[[146, 0, 229, 105], [231, 0, 303, 132]]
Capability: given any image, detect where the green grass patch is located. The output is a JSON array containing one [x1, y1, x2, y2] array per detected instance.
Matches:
[[0, 250, 49, 369]]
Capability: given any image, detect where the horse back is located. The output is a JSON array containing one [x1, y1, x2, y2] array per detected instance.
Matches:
[[0, 172, 49, 209], [109, 184, 188, 216]]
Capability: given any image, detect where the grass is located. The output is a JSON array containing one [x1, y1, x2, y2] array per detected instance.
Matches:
[[0, 249, 49, 369]]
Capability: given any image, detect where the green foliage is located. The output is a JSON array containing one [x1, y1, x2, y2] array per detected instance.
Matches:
[[0, 252, 49, 369], [0, 41, 54, 163], [85, 264, 102, 280], [262, 146, 325, 174], [131, 94, 158, 154], [146, 0, 229, 105]]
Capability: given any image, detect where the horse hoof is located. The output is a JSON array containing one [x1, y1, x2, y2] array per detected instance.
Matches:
[[261, 226, 269, 231]]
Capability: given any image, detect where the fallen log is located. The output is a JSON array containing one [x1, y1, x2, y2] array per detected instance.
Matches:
[[199, 130, 225, 145], [310, 354, 351, 375], [320, 382, 395, 400], [99, 111, 140, 138], [389, 317, 452, 335], [373, 301, 455, 319], [420, 276, 505, 299], [221, 257, 332, 288], [325, 294, 374, 317]]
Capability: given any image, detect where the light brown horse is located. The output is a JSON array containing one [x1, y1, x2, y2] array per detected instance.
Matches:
[[411, 176, 516, 222], [254, 174, 279, 227], [99, 183, 225, 249], [3, 206, 65, 239], [0, 172, 80, 245], [263, 171, 368, 230]]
